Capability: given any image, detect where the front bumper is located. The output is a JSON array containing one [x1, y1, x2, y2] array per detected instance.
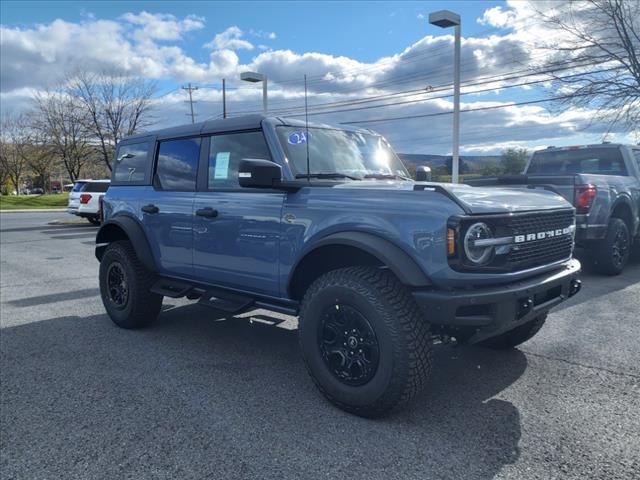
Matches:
[[413, 259, 581, 343]]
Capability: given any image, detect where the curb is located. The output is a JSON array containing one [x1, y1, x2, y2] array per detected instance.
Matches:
[[0, 209, 67, 213]]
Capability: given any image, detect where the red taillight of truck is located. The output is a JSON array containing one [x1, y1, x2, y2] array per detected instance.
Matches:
[[574, 184, 597, 214], [80, 194, 92, 204]]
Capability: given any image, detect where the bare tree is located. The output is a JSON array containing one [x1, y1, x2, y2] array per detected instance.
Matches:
[[0, 114, 30, 195], [32, 90, 93, 183], [0, 160, 9, 194], [69, 70, 156, 171], [25, 127, 57, 191], [533, 0, 640, 132]]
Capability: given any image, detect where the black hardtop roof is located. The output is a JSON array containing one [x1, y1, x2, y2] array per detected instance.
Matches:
[[120, 115, 376, 143]]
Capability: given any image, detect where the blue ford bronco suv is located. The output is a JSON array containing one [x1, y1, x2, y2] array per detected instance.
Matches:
[[96, 115, 582, 417]]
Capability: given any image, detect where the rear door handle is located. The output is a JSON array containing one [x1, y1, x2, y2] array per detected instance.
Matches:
[[196, 207, 219, 218], [141, 204, 159, 214]]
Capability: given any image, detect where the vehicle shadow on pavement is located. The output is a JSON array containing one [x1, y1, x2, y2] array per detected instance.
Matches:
[[1, 304, 527, 480]]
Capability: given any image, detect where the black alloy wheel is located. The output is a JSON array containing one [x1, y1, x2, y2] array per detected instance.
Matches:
[[319, 303, 380, 386], [106, 262, 128, 308], [594, 218, 630, 275], [298, 266, 433, 417], [99, 241, 162, 329], [611, 227, 629, 269]]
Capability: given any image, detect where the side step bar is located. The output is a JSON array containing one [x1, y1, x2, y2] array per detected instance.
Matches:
[[150, 276, 299, 316], [151, 279, 192, 298], [198, 288, 254, 313]]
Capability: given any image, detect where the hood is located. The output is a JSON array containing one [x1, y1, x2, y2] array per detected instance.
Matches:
[[332, 180, 573, 214]]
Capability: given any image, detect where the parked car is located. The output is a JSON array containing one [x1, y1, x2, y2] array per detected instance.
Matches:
[[467, 143, 640, 274], [95, 115, 581, 417], [67, 179, 110, 225], [31, 187, 44, 195]]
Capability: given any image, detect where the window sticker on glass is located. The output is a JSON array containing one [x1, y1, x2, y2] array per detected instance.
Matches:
[[287, 131, 312, 145], [214, 152, 230, 179]]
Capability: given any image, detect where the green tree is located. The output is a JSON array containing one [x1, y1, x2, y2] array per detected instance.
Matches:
[[481, 162, 503, 176], [500, 148, 528, 174]]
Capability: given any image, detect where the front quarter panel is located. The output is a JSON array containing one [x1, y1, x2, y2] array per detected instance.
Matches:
[[279, 186, 464, 295]]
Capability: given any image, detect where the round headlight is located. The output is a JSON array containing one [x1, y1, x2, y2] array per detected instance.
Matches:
[[463, 222, 494, 265]]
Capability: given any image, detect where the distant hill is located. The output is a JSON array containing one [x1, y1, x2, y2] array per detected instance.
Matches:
[[398, 153, 501, 174]]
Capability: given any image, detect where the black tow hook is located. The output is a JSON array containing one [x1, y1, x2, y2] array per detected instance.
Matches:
[[569, 279, 582, 297], [518, 297, 534, 318]]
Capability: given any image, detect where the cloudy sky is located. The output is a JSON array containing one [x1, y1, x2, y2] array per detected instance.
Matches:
[[1, 0, 638, 155]]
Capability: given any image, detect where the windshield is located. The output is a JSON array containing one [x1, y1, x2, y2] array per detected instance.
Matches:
[[276, 126, 410, 180], [528, 148, 627, 176]]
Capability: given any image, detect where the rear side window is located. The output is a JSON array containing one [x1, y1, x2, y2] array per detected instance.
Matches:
[[207, 131, 272, 189], [528, 148, 627, 175], [113, 142, 150, 184], [83, 182, 110, 193], [72, 182, 87, 192], [155, 138, 201, 191]]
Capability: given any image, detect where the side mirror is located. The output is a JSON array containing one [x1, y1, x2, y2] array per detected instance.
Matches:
[[238, 159, 283, 188], [416, 165, 432, 181]]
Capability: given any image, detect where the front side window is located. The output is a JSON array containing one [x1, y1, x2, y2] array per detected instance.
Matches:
[[155, 138, 201, 191], [113, 142, 150, 183], [276, 126, 409, 180], [207, 131, 272, 189]]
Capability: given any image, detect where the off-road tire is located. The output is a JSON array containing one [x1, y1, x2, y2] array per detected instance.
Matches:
[[99, 240, 162, 329], [593, 218, 630, 276], [479, 314, 547, 350], [298, 266, 432, 418]]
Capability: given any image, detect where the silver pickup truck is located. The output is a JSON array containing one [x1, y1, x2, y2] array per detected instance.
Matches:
[[467, 143, 640, 274]]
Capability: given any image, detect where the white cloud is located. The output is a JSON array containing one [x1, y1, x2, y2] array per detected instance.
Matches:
[[204, 26, 254, 51], [249, 29, 276, 40], [121, 11, 204, 42], [417, 13, 425, 20], [1, 5, 636, 154], [477, 6, 517, 28]]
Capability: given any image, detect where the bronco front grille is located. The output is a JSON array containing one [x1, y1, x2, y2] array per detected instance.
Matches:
[[449, 208, 575, 273], [504, 209, 575, 271]]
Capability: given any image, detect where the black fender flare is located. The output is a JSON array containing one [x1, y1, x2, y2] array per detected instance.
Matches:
[[289, 231, 431, 293], [95, 216, 157, 272], [610, 195, 638, 235]]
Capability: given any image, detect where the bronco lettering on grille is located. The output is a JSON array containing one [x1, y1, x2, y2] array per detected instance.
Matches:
[[514, 227, 573, 244]]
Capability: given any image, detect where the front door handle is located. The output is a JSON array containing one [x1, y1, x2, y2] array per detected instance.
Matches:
[[141, 204, 159, 214], [196, 207, 219, 218]]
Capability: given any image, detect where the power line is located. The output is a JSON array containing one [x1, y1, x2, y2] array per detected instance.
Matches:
[[285, 66, 622, 118], [223, 50, 622, 116], [340, 93, 589, 125], [222, 57, 621, 118]]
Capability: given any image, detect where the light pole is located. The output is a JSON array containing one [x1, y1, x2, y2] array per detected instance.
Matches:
[[240, 71, 268, 113], [429, 10, 461, 184]]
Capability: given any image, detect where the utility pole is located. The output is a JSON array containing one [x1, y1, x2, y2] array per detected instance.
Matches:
[[222, 79, 227, 119], [182, 83, 199, 124]]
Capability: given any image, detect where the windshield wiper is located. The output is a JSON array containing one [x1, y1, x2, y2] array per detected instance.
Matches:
[[296, 173, 361, 180], [363, 173, 413, 181]]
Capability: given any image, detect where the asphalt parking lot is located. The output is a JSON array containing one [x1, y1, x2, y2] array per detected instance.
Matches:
[[1, 211, 639, 480]]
